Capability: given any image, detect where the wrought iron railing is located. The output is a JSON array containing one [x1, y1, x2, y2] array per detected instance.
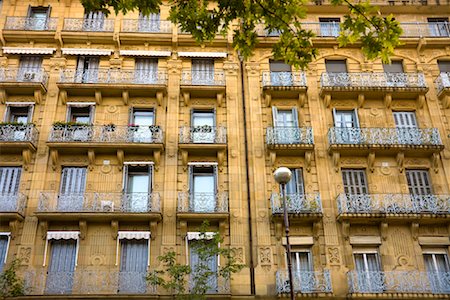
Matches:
[[435, 72, 450, 95], [188, 273, 230, 294], [276, 270, 332, 294], [37, 192, 161, 213], [320, 72, 427, 88], [24, 269, 156, 295], [121, 19, 172, 33], [0, 124, 38, 144], [337, 193, 450, 215], [177, 192, 228, 213], [0, 67, 48, 86], [48, 125, 163, 144], [271, 193, 322, 214], [401, 22, 450, 37], [328, 127, 442, 146], [266, 127, 314, 145], [181, 70, 226, 86], [4, 17, 58, 31], [261, 71, 307, 87], [179, 126, 227, 144], [59, 68, 168, 85], [309, 0, 443, 6], [0, 192, 27, 215], [63, 18, 114, 32], [348, 271, 450, 294]]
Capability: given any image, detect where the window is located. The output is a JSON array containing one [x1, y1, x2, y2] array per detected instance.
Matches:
[[319, 18, 340, 37], [26, 6, 50, 30], [333, 109, 360, 144], [272, 107, 299, 144], [0, 233, 11, 273], [134, 58, 158, 84], [83, 11, 105, 31], [191, 59, 214, 85], [18, 56, 42, 82], [67, 105, 94, 124], [138, 11, 160, 32], [393, 111, 421, 144], [58, 167, 87, 211], [438, 61, 450, 73], [325, 60, 347, 73], [3, 104, 34, 141], [129, 108, 155, 142], [118, 235, 149, 294], [269, 60, 292, 86], [423, 251, 450, 293], [5, 105, 32, 124], [383, 61, 404, 73], [285, 168, 305, 195], [45, 238, 77, 294], [191, 110, 216, 143], [406, 169, 432, 195], [189, 164, 218, 212], [428, 18, 450, 37], [0, 167, 22, 212], [342, 169, 368, 195], [353, 250, 383, 292], [188, 235, 218, 293], [291, 250, 313, 272], [123, 164, 153, 212], [75, 56, 99, 83]]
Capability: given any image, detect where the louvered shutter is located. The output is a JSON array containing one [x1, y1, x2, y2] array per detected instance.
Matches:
[[406, 170, 432, 195], [0, 167, 22, 194], [60, 167, 87, 195], [292, 107, 299, 127], [393, 112, 417, 128], [342, 169, 368, 195]]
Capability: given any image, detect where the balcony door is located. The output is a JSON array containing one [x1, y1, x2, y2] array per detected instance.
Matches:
[[189, 165, 217, 212], [119, 239, 148, 293], [285, 168, 304, 195], [192, 59, 214, 85], [428, 18, 449, 37], [269, 60, 292, 86], [0, 167, 21, 212], [406, 169, 433, 212], [383, 60, 405, 87], [272, 107, 299, 144], [393, 111, 420, 144], [59, 167, 87, 211], [353, 252, 383, 293], [4, 105, 33, 141], [66, 105, 94, 141], [333, 109, 360, 144], [123, 165, 152, 212], [76, 56, 99, 83], [83, 11, 105, 31], [438, 61, 450, 87], [130, 108, 155, 142], [45, 239, 77, 294], [18, 56, 42, 82], [138, 12, 160, 32], [319, 18, 340, 37], [135, 58, 158, 84], [27, 6, 50, 30], [192, 110, 215, 143], [190, 239, 218, 292], [0, 235, 9, 272], [291, 250, 313, 292], [342, 169, 368, 202], [424, 252, 450, 293]]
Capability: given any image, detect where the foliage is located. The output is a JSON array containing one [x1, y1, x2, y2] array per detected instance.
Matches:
[[0, 259, 25, 297], [80, 0, 402, 69], [147, 221, 244, 299], [53, 121, 92, 127]]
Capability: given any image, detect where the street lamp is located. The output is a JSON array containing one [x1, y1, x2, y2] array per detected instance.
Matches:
[[273, 167, 295, 300]]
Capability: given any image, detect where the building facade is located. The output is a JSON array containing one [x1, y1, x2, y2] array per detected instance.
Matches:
[[0, 0, 449, 298]]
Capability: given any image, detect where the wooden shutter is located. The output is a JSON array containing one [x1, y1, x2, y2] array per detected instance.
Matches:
[[60, 167, 87, 195], [291, 107, 299, 127], [342, 169, 368, 195], [272, 107, 279, 126], [383, 61, 404, 73], [406, 169, 432, 195], [0, 167, 22, 194], [325, 60, 347, 73], [295, 169, 305, 195], [393, 112, 417, 128]]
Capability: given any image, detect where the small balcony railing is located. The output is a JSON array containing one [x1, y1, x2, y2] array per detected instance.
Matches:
[[37, 192, 161, 213], [0, 124, 38, 144], [122, 19, 172, 33], [337, 193, 450, 215], [348, 271, 450, 294], [188, 274, 230, 294], [4, 17, 57, 31], [0, 67, 48, 86], [181, 70, 226, 86], [328, 127, 442, 146], [261, 71, 307, 87], [271, 193, 322, 214], [401, 22, 450, 38], [266, 127, 314, 145], [276, 270, 332, 294], [177, 191, 228, 213], [59, 68, 168, 85], [179, 126, 227, 144], [48, 125, 163, 144], [0, 192, 27, 215], [320, 72, 427, 89], [63, 18, 114, 32], [435, 72, 450, 95], [24, 268, 156, 295]]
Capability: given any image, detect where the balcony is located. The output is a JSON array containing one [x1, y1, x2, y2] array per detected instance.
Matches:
[[180, 70, 226, 103], [276, 270, 332, 295], [261, 71, 307, 104], [3, 17, 57, 42], [177, 191, 228, 221], [401, 22, 450, 38], [61, 18, 115, 43], [58, 69, 168, 104], [0, 124, 38, 152], [328, 127, 443, 156], [271, 193, 322, 218], [36, 192, 161, 222], [348, 271, 450, 294], [0, 192, 27, 221], [435, 72, 450, 108], [0, 67, 48, 103], [25, 268, 156, 295], [120, 19, 172, 44]]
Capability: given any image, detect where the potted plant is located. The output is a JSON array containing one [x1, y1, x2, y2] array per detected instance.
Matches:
[[104, 123, 116, 132]]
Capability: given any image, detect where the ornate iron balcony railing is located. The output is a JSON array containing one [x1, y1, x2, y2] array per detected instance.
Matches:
[[177, 192, 228, 213], [261, 71, 307, 87], [48, 125, 163, 144], [4, 17, 57, 31], [328, 127, 442, 146], [0, 67, 48, 86], [181, 70, 226, 86], [0, 192, 27, 215], [276, 270, 332, 294], [179, 126, 227, 144], [188, 273, 230, 294], [38, 192, 161, 213], [435, 72, 450, 95], [401, 22, 450, 37], [24, 268, 156, 295], [266, 127, 314, 145], [337, 193, 450, 215], [348, 271, 450, 294], [59, 68, 168, 85], [271, 193, 322, 214], [63, 18, 114, 32], [122, 19, 172, 33], [0, 124, 38, 144], [320, 72, 427, 88]]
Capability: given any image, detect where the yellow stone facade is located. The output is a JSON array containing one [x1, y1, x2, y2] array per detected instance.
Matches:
[[0, 0, 449, 298]]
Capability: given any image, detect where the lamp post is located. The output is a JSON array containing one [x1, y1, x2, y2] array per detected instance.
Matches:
[[273, 167, 295, 300]]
